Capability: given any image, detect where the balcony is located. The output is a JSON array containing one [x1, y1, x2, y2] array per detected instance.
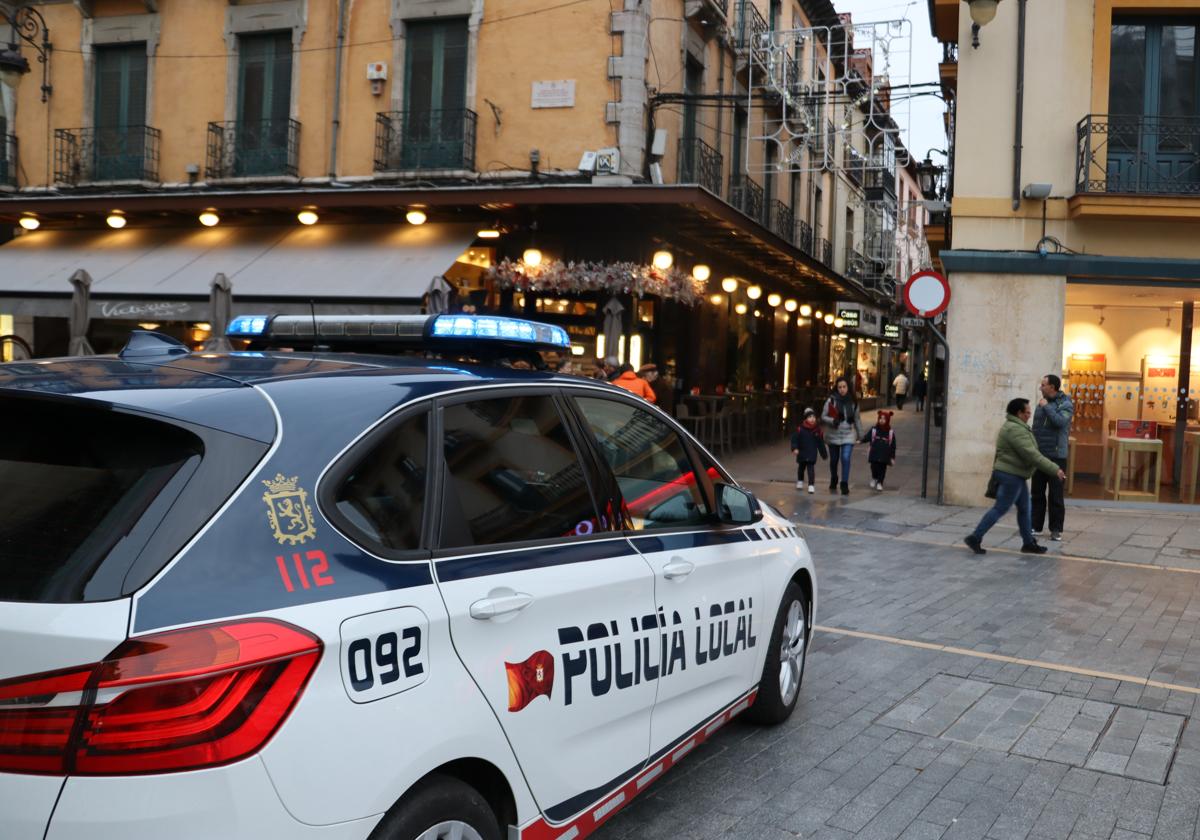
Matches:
[[844, 246, 866, 284], [54, 126, 160, 185], [729, 173, 765, 224], [678, 136, 723, 196], [207, 119, 299, 180], [1, 134, 15, 188], [844, 147, 865, 186], [767, 199, 794, 241], [685, 0, 727, 23], [1075, 114, 1200, 196], [375, 109, 477, 173], [817, 237, 832, 267], [863, 163, 896, 197], [795, 219, 814, 255], [732, 1, 769, 56]]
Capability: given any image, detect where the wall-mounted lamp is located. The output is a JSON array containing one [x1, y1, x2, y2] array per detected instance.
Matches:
[[964, 0, 1002, 48], [0, 5, 53, 102]]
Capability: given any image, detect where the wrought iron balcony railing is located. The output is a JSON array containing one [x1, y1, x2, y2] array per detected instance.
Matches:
[[795, 219, 814, 255], [678, 136, 723, 196], [733, 1, 769, 53], [844, 147, 865, 186], [375, 109, 477, 172], [729, 173, 765, 224], [767, 199, 794, 241], [1, 134, 15, 187], [817, 237, 832, 267], [206, 119, 300, 180], [54, 126, 160, 184], [685, 0, 728, 20], [1076, 114, 1200, 196], [844, 246, 866, 284]]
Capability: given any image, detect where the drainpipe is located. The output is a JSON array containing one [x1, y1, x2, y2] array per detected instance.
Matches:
[[1011, 0, 1027, 211], [329, 0, 349, 179]]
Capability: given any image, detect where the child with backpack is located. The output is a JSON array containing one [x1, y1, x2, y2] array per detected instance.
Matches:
[[790, 408, 828, 493], [861, 410, 898, 491]]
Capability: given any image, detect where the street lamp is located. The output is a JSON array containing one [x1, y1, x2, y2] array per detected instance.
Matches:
[[0, 5, 52, 102], [963, 0, 1002, 48], [916, 155, 945, 201]]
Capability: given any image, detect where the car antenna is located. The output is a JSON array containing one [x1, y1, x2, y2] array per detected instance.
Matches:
[[309, 299, 329, 354]]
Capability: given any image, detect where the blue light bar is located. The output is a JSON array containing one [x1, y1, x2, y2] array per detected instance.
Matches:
[[430, 315, 570, 349], [226, 315, 270, 337]]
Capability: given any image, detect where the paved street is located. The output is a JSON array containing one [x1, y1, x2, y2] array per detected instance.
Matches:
[[598, 409, 1200, 840]]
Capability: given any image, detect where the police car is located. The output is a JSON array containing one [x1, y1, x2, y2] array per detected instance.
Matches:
[[0, 314, 816, 840]]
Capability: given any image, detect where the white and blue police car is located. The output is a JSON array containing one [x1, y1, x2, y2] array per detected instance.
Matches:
[[0, 314, 816, 840]]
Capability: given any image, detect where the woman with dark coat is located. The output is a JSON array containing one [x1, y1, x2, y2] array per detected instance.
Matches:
[[821, 376, 864, 496]]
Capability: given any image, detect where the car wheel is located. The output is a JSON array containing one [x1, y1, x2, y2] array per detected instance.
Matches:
[[370, 773, 502, 840], [745, 582, 808, 725]]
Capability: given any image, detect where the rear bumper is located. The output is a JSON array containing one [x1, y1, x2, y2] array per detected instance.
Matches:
[[44, 758, 379, 840], [0, 772, 63, 840]]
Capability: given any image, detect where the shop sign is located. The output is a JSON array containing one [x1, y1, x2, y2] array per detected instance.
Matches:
[[1148, 367, 1176, 378], [882, 321, 901, 340], [836, 308, 860, 327], [899, 317, 925, 329], [1117, 420, 1158, 439], [532, 80, 576, 109], [835, 302, 881, 336], [95, 300, 196, 320]]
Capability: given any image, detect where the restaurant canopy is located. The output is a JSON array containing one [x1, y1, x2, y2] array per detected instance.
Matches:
[[0, 222, 478, 318]]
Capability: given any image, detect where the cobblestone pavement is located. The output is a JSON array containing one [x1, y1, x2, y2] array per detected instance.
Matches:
[[594, 408, 1200, 840]]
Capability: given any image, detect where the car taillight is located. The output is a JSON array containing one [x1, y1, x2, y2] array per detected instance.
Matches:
[[0, 619, 321, 776]]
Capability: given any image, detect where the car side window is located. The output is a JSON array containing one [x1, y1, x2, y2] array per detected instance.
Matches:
[[573, 396, 710, 530], [332, 411, 429, 552], [440, 395, 602, 548]]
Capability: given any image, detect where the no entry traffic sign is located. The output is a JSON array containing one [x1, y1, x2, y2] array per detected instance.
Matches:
[[903, 270, 951, 319]]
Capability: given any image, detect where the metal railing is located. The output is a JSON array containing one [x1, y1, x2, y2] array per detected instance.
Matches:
[[678, 136, 723, 196], [863, 163, 896, 196], [844, 146, 865, 186], [1076, 114, 1200, 195], [687, 0, 729, 18], [54, 126, 160, 184], [729, 173, 765, 224], [206, 119, 300, 180], [733, 1, 769, 53], [795, 219, 813, 255], [767, 199, 793, 241], [817, 237, 832, 266], [0, 134, 15, 187], [375, 109, 477, 172], [844, 245, 866, 283]]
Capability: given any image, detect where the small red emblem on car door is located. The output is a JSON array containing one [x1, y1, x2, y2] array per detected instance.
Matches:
[[505, 650, 555, 712]]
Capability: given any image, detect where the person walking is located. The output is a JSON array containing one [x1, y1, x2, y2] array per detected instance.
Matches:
[[791, 407, 828, 493], [861, 410, 897, 491], [892, 370, 910, 410], [612, 363, 657, 403], [914, 373, 928, 412], [821, 376, 863, 496], [1031, 374, 1074, 541], [965, 398, 1067, 555]]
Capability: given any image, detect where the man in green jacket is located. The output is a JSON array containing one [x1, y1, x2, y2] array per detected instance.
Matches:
[[965, 398, 1067, 556]]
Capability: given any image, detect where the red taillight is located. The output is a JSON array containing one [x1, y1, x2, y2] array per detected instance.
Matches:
[[0, 619, 321, 776]]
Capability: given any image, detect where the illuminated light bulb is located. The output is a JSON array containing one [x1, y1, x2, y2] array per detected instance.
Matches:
[[834, 317, 844, 328], [477, 228, 501, 239], [814, 310, 823, 320], [106, 210, 127, 229], [824, 313, 835, 325], [767, 293, 782, 307], [710, 294, 724, 305], [19, 213, 39, 230], [297, 209, 319, 225], [784, 299, 798, 312], [406, 209, 427, 225], [746, 285, 762, 300], [735, 302, 748, 315], [692, 264, 711, 282], [199, 209, 220, 227], [652, 250, 674, 270], [523, 248, 543, 267], [800, 304, 813, 317], [721, 277, 738, 293]]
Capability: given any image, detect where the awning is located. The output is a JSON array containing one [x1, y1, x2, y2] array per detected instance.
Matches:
[[0, 222, 477, 318]]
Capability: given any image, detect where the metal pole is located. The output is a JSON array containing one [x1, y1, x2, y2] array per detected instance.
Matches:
[[1174, 301, 1194, 496], [927, 320, 951, 505], [921, 322, 932, 498]]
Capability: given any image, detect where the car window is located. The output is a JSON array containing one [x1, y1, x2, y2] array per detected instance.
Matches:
[[440, 395, 601, 548], [333, 411, 429, 552], [574, 396, 710, 530]]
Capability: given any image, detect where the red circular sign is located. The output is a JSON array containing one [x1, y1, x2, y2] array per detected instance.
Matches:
[[903, 270, 951, 319]]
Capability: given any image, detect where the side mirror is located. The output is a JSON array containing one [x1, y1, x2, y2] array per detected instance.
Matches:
[[714, 483, 763, 525]]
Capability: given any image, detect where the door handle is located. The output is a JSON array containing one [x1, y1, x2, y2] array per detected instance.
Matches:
[[470, 590, 534, 620], [662, 558, 695, 580]]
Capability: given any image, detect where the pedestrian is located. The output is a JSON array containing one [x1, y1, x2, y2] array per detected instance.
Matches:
[[893, 370, 910, 410], [640, 363, 673, 413], [591, 358, 615, 381], [612, 363, 657, 403], [791, 408, 828, 493], [914, 373, 928, 412], [821, 376, 864, 496], [861, 410, 897, 491], [964, 398, 1067, 556], [1031, 373, 1074, 541]]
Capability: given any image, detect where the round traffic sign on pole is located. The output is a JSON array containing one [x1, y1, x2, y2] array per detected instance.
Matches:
[[903, 270, 951, 319]]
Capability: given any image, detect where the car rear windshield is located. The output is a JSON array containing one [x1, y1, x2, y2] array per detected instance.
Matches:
[[0, 396, 203, 602]]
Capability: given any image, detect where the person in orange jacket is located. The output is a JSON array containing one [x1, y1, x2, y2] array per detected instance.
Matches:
[[612, 363, 657, 403]]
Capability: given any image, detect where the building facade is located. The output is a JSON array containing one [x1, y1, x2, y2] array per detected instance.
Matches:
[[0, 0, 924, 402], [930, 0, 1200, 506]]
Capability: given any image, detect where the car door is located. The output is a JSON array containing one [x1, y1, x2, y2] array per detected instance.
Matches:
[[568, 393, 766, 757], [431, 389, 659, 821]]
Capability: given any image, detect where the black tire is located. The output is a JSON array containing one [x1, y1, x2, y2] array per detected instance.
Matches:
[[745, 582, 809, 725], [370, 773, 502, 840]]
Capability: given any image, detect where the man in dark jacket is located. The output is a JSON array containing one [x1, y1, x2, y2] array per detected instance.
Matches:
[[1031, 374, 1074, 541]]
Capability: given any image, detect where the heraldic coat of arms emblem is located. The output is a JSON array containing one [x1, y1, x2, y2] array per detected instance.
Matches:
[[262, 474, 317, 545]]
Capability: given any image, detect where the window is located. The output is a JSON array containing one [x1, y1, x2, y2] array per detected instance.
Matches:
[[332, 411, 429, 553], [574, 397, 710, 531], [440, 395, 600, 548], [93, 44, 147, 181], [236, 32, 293, 176], [403, 19, 469, 169]]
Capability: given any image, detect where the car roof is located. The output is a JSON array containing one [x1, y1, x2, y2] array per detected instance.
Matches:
[[0, 352, 617, 442]]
